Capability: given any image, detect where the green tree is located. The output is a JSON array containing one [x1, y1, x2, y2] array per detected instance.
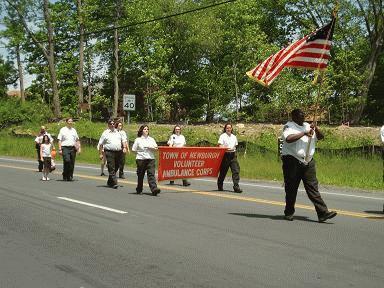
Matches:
[[0, 56, 18, 97]]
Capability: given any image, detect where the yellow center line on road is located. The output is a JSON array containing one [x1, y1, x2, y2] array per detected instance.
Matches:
[[1, 163, 383, 220]]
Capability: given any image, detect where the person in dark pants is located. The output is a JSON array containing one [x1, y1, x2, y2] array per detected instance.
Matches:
[[282, 109, 337, 223], [58, 118, 81, 181], [116, 122, 130, 179], [132, 125, 161, 196], [34, 126, 53, 172], [98, 119, 126, 189], [167, 125, 190, 186], [217, 123, 242, 193]]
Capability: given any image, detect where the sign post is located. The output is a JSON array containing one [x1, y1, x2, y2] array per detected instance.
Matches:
[[123, 94, 136, 125]]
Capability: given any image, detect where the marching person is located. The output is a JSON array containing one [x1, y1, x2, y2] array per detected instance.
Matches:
[[167, 125, 190, 186], [116, 121, 130, 178], [34, 126, 53, 172], [281, 108, 337, 222], [217, 123, 242, 193], [132, 124, 161, 196], [40, 135, 55, 181], [98, 119, 127, 189], [58, 118, 81, 181]]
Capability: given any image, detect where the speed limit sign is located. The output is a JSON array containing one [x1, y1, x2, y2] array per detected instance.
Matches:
[[123, 94, 136, 111]]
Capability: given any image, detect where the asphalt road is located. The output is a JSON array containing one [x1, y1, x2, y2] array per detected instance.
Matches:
[[0, 157, 383, 288]]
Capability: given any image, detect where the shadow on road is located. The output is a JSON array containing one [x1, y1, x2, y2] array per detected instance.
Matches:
[[363, 210, 384, 220], [229, 213, 319, 223]]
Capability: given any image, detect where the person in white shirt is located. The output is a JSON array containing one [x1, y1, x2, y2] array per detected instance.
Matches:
[[98, 119, 127, 189], [381, 125, 384, 144], [217, 123, 242, 193], [115, 121, 130, 179], [57, 118, 81, 181], [167, 125, 191, 186], [34, 126, 53, 172], [282, 109, 336, 223], [40, 135, 55, 181], [132, 124, 161, 196]]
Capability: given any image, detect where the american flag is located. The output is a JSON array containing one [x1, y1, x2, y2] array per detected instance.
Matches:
[[247, 17, 336, 87]]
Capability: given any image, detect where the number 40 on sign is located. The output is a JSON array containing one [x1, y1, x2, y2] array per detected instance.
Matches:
[[123, 94, 135, 111]]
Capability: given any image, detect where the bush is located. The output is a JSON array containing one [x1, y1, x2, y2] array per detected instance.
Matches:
[[0, 98, 53, 128]]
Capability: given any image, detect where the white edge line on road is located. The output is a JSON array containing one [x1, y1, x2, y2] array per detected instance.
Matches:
[[57, 197, 128, 214], [1, 157, 383, 201]]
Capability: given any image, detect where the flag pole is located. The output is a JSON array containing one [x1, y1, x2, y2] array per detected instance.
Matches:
[[304, 6, 338, 163]]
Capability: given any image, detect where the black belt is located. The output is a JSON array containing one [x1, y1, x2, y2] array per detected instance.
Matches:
[[104, 149, 122, 152]]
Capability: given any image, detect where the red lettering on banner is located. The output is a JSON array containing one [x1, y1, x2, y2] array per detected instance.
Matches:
[[157, 147, 227, 181]]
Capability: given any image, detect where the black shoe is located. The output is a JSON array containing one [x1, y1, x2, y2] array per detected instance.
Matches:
[[284, 214, 294, 221], [318, 211, 337, 223], [100, 172, 106, 176], [136, 188, 142, 194], [152, 188, 161, 196], [218, 184, 223, 191], [113, 184, 118, 189], [182, 181, 191, 187], [233, 186, 243, 193], [169, 181, 174, 185]]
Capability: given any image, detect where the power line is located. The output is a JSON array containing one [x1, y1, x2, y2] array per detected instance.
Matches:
[[1, 0, 237, 48], [83, 0, 237, 38]]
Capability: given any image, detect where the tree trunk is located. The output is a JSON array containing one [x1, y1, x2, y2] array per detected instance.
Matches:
[[43, 0, 61, 118], [87, 41, 92, 121], [112, 0, 121, 118], [15, 44, 25, 102], [6, 0, 61, 117], [233, 60, 239, 121], [351, 28, 383, 124], [77, 0, 85, 115], [205, 92, 214, 123]]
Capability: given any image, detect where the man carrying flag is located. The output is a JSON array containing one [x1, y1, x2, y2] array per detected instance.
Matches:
[[281, 109, 337, 222], [246, 16, 336, 87]]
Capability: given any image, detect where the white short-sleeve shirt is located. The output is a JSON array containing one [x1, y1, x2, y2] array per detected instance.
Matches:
[[167, 134, 186, 147], [218, 133, 238, 152], [41, 143, 52, 157], [98, 129, 123, 151], [282, 121, 317, 164], [380, 125, 384, 143], [132, 136, 158, 159], [57, 126, 79, 147]]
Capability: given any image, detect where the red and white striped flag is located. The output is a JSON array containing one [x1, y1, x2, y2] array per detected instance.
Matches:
[[247, 17, 336, 87]]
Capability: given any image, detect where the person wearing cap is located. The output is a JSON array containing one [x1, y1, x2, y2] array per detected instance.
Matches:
[[281, 109, 337, 223], [217, 123, 242, 193], [115, 121, 130, 179], [167, 125, 191, 186], [58, 118, 81, 181], [98, 119, 127, 189], [34, 126, 53, 172], [132, 124, 161, 196]]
